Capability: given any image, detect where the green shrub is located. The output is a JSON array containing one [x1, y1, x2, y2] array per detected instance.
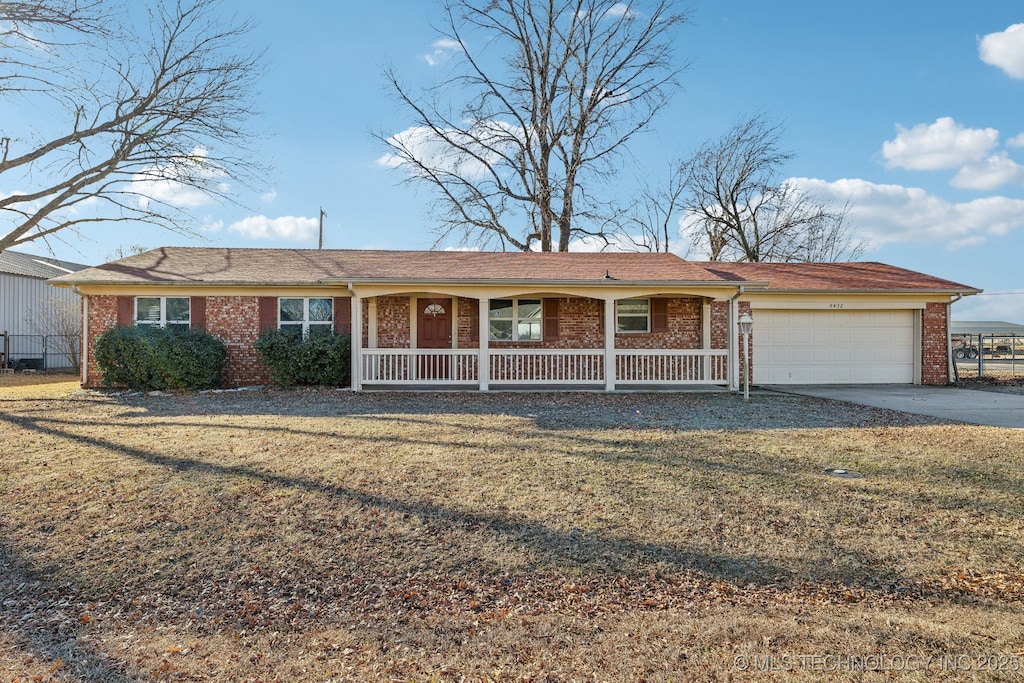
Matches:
[[254, 328, 351, 386], [94, 325, 227, 391]]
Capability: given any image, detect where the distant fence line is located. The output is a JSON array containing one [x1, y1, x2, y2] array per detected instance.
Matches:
[[1, 332, 81, 373], [952, 333, 1022, 380]]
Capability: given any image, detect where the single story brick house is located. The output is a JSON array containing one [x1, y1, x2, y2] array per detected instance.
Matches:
[[49, 247, 979, 390]]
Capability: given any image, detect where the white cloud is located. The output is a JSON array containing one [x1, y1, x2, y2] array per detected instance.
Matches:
[[378, 121, 523, 180], [126, 148, 229, 209], [201, 218, 224, 233], [951, 152, 1024, 190], [606, 3, 636, 19], [423, 38, 460, 66], [260, 188, 277, 203], [881, 117, 999, 171], [979, 23, 1024, 79], [792, 177, 1024, 249], [953, 291, 1024, 323], [1007, 133, 1024, 148], [227, 215, 317, 241]]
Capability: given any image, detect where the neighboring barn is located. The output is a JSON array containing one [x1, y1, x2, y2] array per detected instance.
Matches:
[[0, 249, 90, 371]]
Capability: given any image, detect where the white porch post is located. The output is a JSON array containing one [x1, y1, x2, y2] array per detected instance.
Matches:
[[478, 297, 489, 391], [728, 297, 739, 391], [350, 293, 362, 391], [604, 298, 616, 391], [702, 300, 712, 382]]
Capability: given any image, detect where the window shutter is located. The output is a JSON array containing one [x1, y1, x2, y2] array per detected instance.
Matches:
[[543, 298, 559, 341], [116, 296, 133, 326], [598, 301, 606, 333], [334, 297, 352, 334], [470, 300, 479, 342], [190, 296, 206, 330], [258, 296, 277, 332], [651, 298, 668, 332]]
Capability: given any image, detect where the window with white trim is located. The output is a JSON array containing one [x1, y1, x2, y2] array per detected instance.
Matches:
[[279, 297, 333, 337], [616, 299, 650, 333], [489, 298, 542, 341], [136, 297, 190, 331]]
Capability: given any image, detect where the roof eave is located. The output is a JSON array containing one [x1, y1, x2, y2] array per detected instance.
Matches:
[[750, 287, 983, 296]]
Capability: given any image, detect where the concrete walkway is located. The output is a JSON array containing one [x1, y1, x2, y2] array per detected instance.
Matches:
[[764, 384, 1024, 428]]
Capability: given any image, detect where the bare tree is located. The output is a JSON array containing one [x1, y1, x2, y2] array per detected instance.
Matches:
[[378, 0, 688, 252], [24, 294, 82, 372], [619, 158, 687, 253], [682, 113, 866, 262], [0, 0, 265, 256]]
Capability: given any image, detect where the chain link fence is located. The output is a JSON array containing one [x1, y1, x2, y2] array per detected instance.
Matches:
[[1, 332, 81, 373], [952, 334, 1023, 380]]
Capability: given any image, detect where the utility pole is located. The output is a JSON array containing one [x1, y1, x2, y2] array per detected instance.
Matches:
[[318, 207, 326, 250]]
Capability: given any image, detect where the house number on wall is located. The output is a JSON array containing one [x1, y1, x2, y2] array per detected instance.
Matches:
[[829, 303, 844, 309]]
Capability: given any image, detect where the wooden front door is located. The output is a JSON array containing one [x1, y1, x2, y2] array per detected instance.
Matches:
[[417, 298, 452, 379]]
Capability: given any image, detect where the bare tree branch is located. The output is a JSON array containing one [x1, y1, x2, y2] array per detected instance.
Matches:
[[680, 113, 867, 262], [0, 0, 266, 255], [376, 0, 688, 252]]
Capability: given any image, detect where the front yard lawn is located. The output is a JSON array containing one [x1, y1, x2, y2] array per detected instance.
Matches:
[[1, 386, 1022, 681]]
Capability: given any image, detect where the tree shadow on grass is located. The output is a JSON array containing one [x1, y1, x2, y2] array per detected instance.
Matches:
[[0, 544, 142, 682], [0, 409, 945, 593]]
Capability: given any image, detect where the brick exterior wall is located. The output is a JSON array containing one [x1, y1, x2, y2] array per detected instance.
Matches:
[[84, 292, 951, 388], [203, 296, 272, 387], [457, 297, 479, 348], [921, 302, 949, 385], [455, 296, 706, 350], [85, 295, 119, 387], [375, 296, 410, 348]]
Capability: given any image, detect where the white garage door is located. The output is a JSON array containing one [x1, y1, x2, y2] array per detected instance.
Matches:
[[753, 310, 916, 385]]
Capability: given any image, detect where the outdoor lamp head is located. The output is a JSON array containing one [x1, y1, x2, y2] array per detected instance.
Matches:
[[738, 312, 753, 335]]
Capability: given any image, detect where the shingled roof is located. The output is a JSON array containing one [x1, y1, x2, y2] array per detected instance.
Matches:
[[50, 247, 750, 286], [703, 261, 979, 293], [49, 247, 979, 294]]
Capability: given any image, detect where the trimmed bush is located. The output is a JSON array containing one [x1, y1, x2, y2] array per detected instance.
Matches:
[[254, 328, 351, 387], [94, 325, 227, 391]]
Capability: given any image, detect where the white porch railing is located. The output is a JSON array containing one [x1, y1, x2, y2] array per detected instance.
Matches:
[[489, 349, 605, 384], [359, 348, 728, 386], [361, 348, 479, 384], [615, 349, 729, 384]]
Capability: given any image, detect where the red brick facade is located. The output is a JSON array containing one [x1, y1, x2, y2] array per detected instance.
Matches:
[[83, 292, 952, 389], [921, 302, 949, 385]]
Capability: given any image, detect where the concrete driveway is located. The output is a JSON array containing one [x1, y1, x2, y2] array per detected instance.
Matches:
[[764, 384, 1024, 428]]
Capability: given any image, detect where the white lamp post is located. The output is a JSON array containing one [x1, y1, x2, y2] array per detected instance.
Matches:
[[737, 312, 753, 401]]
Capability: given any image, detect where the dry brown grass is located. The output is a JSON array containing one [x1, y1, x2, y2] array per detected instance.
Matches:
[[1, 383, 1022, 682]]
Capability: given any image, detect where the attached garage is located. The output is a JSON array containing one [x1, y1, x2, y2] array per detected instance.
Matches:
[[753, 309, 917, 385]]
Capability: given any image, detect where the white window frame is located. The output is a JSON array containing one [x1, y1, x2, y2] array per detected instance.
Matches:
[[616, 298, 650, 333], [135, 296, 190, 331], [489, 298, 542, 342], [278, 297, 334, 338]]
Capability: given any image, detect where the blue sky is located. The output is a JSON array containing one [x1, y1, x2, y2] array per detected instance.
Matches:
[[12, 0, 1024, 321]]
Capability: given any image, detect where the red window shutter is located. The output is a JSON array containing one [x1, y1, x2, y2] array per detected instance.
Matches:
[[190, 296, 206, 330], [116, 296, 133, 326], [257, 297, 277, 332], [651, 298, 668, 332], [334, 297, 352, 334], [543, 298, 560, 341], [470, 300, 480, 342], [598, 301, 605, 332]]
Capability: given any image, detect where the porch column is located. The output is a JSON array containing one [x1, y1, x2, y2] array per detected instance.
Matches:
[[728, 297, 739, 392], [604, 298, 616, 391], [350, 293, 362, 391], [478, 297, 489, 391], [702, 301, 712, 381]]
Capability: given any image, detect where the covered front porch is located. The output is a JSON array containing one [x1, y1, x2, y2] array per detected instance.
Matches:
[[345, 285, 747, 391], [358, 347, 730, 390]]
